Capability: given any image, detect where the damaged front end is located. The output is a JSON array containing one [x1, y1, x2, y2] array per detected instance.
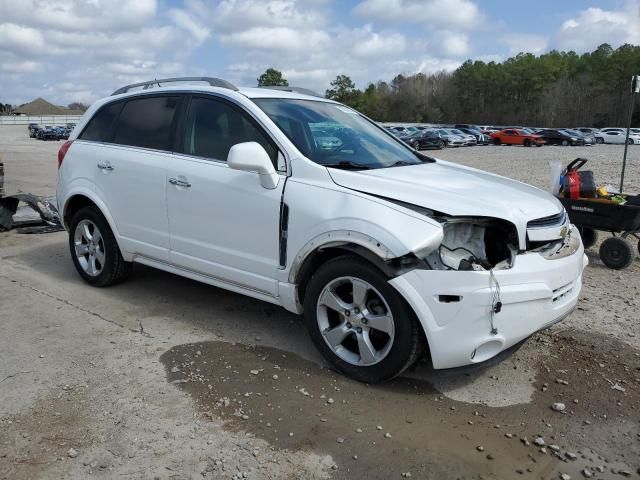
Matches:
[[422, 217, 519, 271]]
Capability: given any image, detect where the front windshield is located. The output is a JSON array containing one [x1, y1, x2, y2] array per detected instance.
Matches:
[[254, 99, 425, 169]]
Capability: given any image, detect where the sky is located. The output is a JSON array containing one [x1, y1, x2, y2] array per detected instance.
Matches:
[[1, 0, 639, 106]]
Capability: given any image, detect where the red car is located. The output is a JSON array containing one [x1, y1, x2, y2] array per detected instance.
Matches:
[[490, 128, 545, 146]]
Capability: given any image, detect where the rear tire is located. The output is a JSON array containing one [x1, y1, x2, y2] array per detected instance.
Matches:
[[69, 206, 132, 287], [599, 237, 634, 270], [579, 227, 597, 249], [303, 256, 425, 383]]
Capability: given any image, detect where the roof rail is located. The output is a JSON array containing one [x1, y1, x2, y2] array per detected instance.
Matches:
[[258, 86, 323, 98], [111, 77, 238, 96]]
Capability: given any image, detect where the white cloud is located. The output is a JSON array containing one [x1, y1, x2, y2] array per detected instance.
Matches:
[[167, 8, 210, 45], [212, 0, 328, 31], [501, 33, 549, 55], [351, 27, 406, 58], [0, 23, 45, 54], [553, 4, 640, 52], [416, 57, 463, 74], [435, 31, 470, 57], [353, 0, 483, 29], [0, 0, 157, 32], [0, 60, 44, 73], [221, 27, 330, 51]]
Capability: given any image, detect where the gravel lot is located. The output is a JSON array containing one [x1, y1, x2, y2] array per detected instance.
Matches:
[[1, 125, 638, 479]]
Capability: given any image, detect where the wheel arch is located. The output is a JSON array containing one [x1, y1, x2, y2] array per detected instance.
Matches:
[[62, 191, 124, 257], [290, 234, 425, 311]]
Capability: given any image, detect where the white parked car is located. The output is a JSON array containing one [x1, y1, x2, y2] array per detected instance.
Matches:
[[594, 130, 640, 144], [57, 77, 587, 383]]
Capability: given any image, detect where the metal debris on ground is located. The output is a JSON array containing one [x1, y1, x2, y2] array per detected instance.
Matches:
[[0, 192, 63, 233]]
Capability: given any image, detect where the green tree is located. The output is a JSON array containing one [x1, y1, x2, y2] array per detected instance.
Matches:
[[257, 68, 289, 87], [325, 75, 359, 104]]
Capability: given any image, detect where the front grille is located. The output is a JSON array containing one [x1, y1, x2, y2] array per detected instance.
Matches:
[[527, 211, 566, 229]]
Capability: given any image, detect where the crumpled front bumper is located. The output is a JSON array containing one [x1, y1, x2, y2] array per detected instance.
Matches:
[[389, 241, 587, 369]]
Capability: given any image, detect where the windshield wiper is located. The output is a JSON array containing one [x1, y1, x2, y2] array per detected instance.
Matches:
[[388, 160, 416, 167], [322, 161, 371, 170]]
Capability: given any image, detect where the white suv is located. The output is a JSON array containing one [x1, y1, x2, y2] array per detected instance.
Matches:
[[57, 77, 587, 383]]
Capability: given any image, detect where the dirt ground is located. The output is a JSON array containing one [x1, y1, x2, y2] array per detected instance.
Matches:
[[0, 125, 639, 479]]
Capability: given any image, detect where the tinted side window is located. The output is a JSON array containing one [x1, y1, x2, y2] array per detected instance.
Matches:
[[79, 101, 124, 142], [183, 97, 277, 164], [113, 96, 180, 151]]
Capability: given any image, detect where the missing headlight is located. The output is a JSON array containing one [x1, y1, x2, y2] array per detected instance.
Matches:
[[425, 218, 518, 271]]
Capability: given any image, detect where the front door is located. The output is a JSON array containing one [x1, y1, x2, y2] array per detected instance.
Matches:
[[167, 95, 285, 297]]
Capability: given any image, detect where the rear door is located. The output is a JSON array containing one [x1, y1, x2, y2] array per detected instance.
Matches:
[[166, 95, 285, 296], [82, 94, 182, 261]]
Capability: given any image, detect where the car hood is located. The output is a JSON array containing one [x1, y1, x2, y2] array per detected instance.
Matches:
[[328, 159, 564, 245]]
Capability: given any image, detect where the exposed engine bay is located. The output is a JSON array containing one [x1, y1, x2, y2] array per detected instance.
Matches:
[[425, 218, 519, 271]]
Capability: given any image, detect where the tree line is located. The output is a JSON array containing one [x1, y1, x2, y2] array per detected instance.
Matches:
[[261, 43, 640, 128]]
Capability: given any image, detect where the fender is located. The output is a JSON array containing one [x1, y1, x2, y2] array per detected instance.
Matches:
[[287, 229, 397, 284], [61, 186, 132, 261]]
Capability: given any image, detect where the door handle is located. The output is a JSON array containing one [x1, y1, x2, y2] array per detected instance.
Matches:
[[97, 162, 113, 171], [168, 177, 191, 188]]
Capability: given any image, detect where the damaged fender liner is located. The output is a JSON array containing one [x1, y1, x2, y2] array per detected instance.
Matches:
[[321, 243, 426, 278]]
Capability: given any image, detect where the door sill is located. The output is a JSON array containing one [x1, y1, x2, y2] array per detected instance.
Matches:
[[132, 254, 280, 306]]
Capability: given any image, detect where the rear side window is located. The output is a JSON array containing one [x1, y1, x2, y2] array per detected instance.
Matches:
[[79, 101, 124, 142], [113, 96, 180, 151]]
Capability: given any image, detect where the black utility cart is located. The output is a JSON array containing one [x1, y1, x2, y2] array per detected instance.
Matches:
[[559, 198, 640, 269]]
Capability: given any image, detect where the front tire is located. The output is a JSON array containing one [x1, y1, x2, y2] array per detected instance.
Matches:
[[523, 139, 531, 147], [493, 138, 500, 145], [596, 137, 604, 144], [69, 206, 132, 287], [303, 256, 424, 383]]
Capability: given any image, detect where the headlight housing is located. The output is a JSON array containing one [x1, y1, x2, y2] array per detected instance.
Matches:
[[423, 217, 519, 271]]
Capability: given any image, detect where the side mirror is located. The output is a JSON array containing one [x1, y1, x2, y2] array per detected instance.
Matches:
[[227, 142, 279, 190]]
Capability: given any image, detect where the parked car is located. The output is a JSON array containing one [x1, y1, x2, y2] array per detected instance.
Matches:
[[403, 130, 445, 150], [447, 128, 477, 146], [456, 127, 490, 145], [575, 127, 599, 136], [536, 129, 585, 146], [28, 123, 41, 138], [433, 129, 467, 147], [51, 126, 69, 140], [489, 128, 545, 146], [564, 129, 594, 145], [57, 77, 586, 383], [594, 130, 640, 144], [37, 126, 60, 140]]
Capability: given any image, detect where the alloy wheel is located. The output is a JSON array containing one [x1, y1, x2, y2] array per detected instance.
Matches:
[[316, 276, 395, 366], [73, 219, 105, 276]]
